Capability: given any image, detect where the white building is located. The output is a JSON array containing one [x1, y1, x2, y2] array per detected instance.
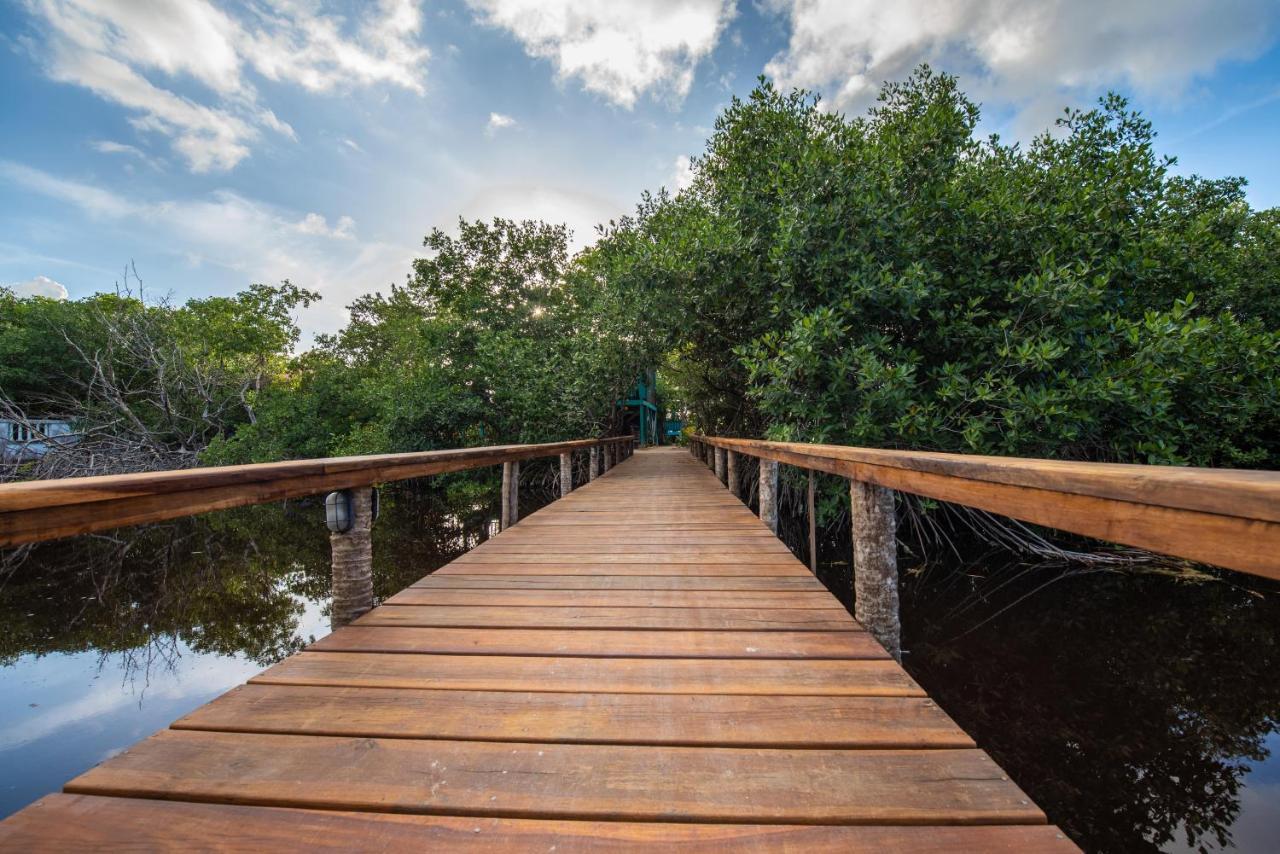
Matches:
[[0, 419, 78, 461]]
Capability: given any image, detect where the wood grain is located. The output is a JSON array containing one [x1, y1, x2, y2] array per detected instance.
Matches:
[[1, 796, 1081, 852], [65, 730, 1046, 825], [176, 684, 974, 748], [307, 627, 885, 659], [354, 604, 858, 631], [254, 652, 917, 694]]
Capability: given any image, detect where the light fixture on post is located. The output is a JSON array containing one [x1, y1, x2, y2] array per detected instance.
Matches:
[[325, 488, 379, 534]]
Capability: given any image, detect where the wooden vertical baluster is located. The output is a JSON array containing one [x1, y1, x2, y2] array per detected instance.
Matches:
[[727, 450, 739, 499], [715, 448, 727, 484], [759, 459, 779, 535], [808, 469, 818, 575], [590, 447, 600, 481], [501, 462, 514, 531], [560, 453, 573, 498], [850, 479, 900, 661], [330, 486, 374, 628], [507, 461, 520, 526]]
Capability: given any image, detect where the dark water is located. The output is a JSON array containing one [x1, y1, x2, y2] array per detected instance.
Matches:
[[2, 472, 1278, 853]]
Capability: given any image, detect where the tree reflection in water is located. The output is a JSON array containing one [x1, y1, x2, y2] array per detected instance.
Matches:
[[896, 564, 1279, 853], [0, 477, 548, 674]]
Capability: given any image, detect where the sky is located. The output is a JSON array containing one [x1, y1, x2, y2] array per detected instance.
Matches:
[[2, 0, 1279, 338]]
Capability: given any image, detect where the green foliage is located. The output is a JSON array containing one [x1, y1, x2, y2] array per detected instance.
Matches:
[[599, 69, 1280, 467], [208, 218, 662, 463]]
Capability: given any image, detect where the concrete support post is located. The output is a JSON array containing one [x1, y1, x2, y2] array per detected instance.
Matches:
[[727, 451, 739, 499], [715, 447, 726, 484], [590, 446, 600, 481], [758, 459, 778, 534], [501, 461, 518, 530], [850, 479, 901, 661], [330, 486, 374, 628], [560, 452, 573, 497]]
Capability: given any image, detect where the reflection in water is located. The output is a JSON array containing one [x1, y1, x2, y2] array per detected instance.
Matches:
[[1, 473, 1278, 853], [0, 477, 552, 818], [797, 503, 1280, 854]]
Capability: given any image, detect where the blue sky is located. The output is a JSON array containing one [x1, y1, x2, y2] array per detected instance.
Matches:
[[2, 0, 1279, 337]]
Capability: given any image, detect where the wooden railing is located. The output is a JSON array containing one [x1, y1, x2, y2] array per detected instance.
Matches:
[[692, 435, 1279, 659], [0, 437, 634, 548], [692, 436, 1280, 580], [0, 435, 635, 626]]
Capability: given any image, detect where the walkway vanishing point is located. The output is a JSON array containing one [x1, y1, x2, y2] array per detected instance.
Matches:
[[0, 446, 1078, 851]]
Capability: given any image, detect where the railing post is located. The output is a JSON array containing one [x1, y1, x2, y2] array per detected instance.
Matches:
[[590, 446, 600, 481], [758, 459, 778, 534], [807, 470, 818, 575], [560, 452, 573, 497], [329, 486, 374, 628], [501, 461, 519, 530], [715, 447, 726, 483], [850, 479, 900, 661], [727, 450, 739, 498]]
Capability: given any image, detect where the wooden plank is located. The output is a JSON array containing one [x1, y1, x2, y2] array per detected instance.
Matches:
[[64, 730, 1047, 825], [175, 684, 975, 748], [308, 627, 885, 659], [410, 574, 828, 591], [454, 553, 801, 564], [354, 605, 858, 631], [434, 563, 814, 576], [385, 588, 841, 608], [0, 795, 1081, 852], [254, 651, 918, 695]]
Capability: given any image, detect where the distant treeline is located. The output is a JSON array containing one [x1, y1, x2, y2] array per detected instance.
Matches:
[[3, 66, 1277, 484]]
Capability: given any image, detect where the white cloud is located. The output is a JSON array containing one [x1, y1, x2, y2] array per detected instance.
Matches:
[[296, 212, 357, 240], [6, 275, 69, 300], [671, 154, 695, 191], [465, 0, 736, 108], [457, 184, 628, 251], [24, 0, 430, 172], [486, 111, 517, 135], [764, 0, 1277, 128], [90, 139, 145, 158], [341, 137, 364, 153], [2, 161, 410, 334]]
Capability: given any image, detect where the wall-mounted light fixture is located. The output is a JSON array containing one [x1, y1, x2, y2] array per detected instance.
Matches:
[[325, 488, 379, 533]]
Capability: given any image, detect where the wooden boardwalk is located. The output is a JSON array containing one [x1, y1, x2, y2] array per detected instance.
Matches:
[[0, 447, 1076, 851]]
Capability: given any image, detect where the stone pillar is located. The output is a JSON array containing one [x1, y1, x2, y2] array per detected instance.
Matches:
[[330, 486, 374, 628], [851, 479, 900, 661], [715, 447, 726, 484], [590, 446, 600, 481], [727, 451, 739, 499], [758, 459, 778, 534], [560, 452, 573, 497]]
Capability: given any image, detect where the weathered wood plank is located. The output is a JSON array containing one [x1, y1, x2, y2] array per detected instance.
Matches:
[[410, 574, 827, 591], [307, 627, 884, 659], [254, 651, 918, 695], [176, 684, 975, 748], [385, 588, 841, 608], [65, 731, 1047, 825], [354, 604, 858, 631], [434, 563, 814, 576], [0, 796, 1081, 852]]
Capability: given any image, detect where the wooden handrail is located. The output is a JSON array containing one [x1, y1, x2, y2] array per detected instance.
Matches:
[[696, 436, 1280, 580], [0, 436, 634, 547]]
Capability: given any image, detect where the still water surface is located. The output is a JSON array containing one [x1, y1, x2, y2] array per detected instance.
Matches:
[[1, 483, 1277, 853]]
